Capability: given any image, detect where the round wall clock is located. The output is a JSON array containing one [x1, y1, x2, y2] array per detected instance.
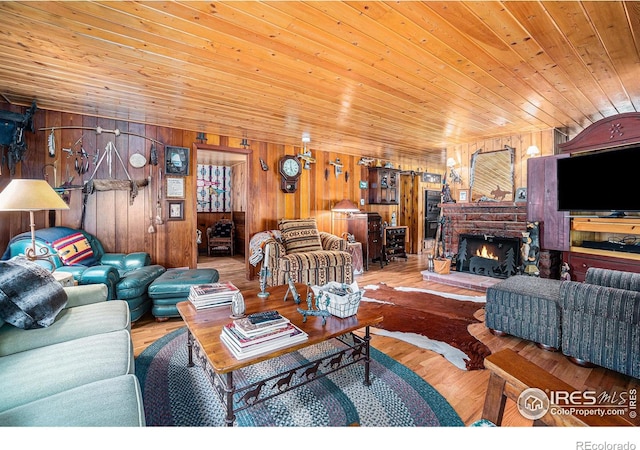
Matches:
[[278, 155, 302, 193]]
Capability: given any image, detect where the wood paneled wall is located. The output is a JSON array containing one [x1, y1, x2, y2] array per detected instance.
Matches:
[[0, 103, 557, 279], [0, 104, 439, 279], [444, 129, 558, 202]]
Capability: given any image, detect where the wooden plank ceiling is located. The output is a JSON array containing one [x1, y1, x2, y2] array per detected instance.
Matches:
[[0, 1, 639, 165]]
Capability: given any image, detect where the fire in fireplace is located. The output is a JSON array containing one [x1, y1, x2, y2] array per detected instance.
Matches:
[[456, 234, 520, 278]]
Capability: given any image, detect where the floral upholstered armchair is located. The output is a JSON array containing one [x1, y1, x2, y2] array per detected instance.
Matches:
[[258, 218, 353, 287]]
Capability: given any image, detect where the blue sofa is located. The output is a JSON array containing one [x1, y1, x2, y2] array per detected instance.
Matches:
[[0, 271, 144, 426], [2, 226, 165, 322]]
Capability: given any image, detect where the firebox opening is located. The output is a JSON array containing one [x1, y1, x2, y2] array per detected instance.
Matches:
[[456, 234, 521, 279]]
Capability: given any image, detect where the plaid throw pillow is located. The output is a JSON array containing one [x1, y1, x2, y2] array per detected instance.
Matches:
[[279, 218, 323, 254]]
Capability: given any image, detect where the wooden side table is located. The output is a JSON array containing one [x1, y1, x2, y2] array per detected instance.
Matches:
[[347, 241, 364, 275], [52, 271, 75, 287]]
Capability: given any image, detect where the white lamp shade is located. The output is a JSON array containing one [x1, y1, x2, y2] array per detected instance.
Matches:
[[446, 157, 457, 168], [0, 179, 70, 211]]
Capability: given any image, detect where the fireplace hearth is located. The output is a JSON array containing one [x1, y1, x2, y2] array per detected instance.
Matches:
[[456, 234, 520, 279]]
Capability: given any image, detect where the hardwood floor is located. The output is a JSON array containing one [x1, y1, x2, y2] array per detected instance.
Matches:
[[131, 253, 639, 428]]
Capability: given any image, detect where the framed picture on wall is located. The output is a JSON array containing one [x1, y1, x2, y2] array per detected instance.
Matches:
[[458, 189, 469, 203], [166, 177, 185, 198], [422, 172, 442, 184], [165, 146, 190, 176], [167, 200, 184, 221]]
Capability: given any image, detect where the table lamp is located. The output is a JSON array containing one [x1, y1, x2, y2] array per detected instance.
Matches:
[[0, 179, 70, 268], [331, 198, 360, 236], [331, 198, 360, 215]]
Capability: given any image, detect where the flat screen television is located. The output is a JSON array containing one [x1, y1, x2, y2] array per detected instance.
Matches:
[[557, 145, 640, 214]]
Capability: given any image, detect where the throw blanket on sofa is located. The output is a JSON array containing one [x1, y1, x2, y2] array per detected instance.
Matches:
[[248, 230, 281, 266], [0, 257, 68, 329]]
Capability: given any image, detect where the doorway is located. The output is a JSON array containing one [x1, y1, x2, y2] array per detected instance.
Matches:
[[194, 143, 251, 279]]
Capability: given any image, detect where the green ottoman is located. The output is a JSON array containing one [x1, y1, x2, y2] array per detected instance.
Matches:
[[148, 268, 219, 321]]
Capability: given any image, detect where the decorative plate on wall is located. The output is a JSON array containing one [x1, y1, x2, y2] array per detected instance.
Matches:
[[129, 153, 147, 168]]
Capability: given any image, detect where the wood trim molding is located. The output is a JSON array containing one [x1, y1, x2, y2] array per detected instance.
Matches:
[[559, 112, 640, 153]]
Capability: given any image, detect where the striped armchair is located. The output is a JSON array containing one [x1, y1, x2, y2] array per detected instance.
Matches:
[[560, 268, 640, 378], [262, 218, 353, 287]]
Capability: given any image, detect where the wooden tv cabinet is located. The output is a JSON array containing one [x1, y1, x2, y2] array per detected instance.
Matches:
[[567, 217, 640, 281], [557, 113, 640, 281]]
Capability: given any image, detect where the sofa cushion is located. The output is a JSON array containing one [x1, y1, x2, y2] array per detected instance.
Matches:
[[116, 264, 166, 299], [279, 218, 323, 254], [0, 257, 68, 329], [51, 232, 96, 266], [0, 374, 145, 426], [585, 267, 640, 292], [0, 329, 134, 412], [0, 299, 130, 357]]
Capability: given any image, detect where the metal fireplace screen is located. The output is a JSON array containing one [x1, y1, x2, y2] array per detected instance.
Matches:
[[456, 234, 521, 279]]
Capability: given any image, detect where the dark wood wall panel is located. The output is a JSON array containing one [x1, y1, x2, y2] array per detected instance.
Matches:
[[1, 104, 438, 277]]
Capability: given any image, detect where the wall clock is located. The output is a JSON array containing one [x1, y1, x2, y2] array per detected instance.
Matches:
[[279, 155, 302, 193]]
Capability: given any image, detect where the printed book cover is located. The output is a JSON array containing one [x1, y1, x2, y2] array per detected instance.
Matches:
[[220, 325, 308, 360], [189, 281, 239, 298], [223, 322, 300, 348], [233, 315, 289, 337]]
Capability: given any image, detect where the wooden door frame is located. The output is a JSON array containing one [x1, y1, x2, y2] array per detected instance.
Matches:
[[193, 143, 252, 279]]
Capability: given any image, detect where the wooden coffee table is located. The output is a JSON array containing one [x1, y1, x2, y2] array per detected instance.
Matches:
[[176, 283, 384, 426]]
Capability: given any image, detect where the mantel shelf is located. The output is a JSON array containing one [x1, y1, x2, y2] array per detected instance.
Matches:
[[441, 202, 524, 209]]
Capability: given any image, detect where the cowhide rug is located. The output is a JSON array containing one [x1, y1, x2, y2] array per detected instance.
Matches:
[[361, 283, 490, 371]]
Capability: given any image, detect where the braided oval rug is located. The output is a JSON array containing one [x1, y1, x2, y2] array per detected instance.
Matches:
[[136, 327, 463, 427]]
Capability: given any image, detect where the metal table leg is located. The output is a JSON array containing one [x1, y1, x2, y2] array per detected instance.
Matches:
[[364, 326, 372, 386], [186, 330, 194, 367], [224, 372, 235, 426]]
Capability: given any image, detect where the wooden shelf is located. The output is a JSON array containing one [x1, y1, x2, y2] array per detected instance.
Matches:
[[571, 217, 640, 234], [569, 246, 640, 262], [568, 216, 640, 280]]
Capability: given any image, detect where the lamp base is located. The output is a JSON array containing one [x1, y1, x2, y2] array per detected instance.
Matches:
[[24, 247, 57, 272]]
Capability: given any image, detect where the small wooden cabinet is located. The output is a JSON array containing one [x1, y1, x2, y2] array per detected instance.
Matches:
[[347, 212, 384, 270], [383, 226, 408, 262], [368, 168, 399, 204]]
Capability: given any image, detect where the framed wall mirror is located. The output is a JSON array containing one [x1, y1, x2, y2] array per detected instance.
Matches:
[[469, 148, 514, 202]]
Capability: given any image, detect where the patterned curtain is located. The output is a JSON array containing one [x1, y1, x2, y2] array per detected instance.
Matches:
[[196, 164, 232, 212]]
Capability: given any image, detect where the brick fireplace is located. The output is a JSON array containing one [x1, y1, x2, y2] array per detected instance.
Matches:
[[439, 202, 527, 257], [456, 233, 521, 278], [433, 202, 560, 281]]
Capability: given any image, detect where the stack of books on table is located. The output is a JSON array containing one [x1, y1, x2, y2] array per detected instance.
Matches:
[[188, 282, 239, 310], [220, 310, 308, 360]]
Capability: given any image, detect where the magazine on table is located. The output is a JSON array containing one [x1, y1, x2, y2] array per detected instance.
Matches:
[[188, 281, 240, 309], [222, 321, 301, 348], [233, 314, 290, 337], [189, 281, 239, 299], [220, 325, 308, 360]]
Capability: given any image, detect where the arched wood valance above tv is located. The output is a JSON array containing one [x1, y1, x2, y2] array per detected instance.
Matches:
[[559, 112, 640, 153]]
